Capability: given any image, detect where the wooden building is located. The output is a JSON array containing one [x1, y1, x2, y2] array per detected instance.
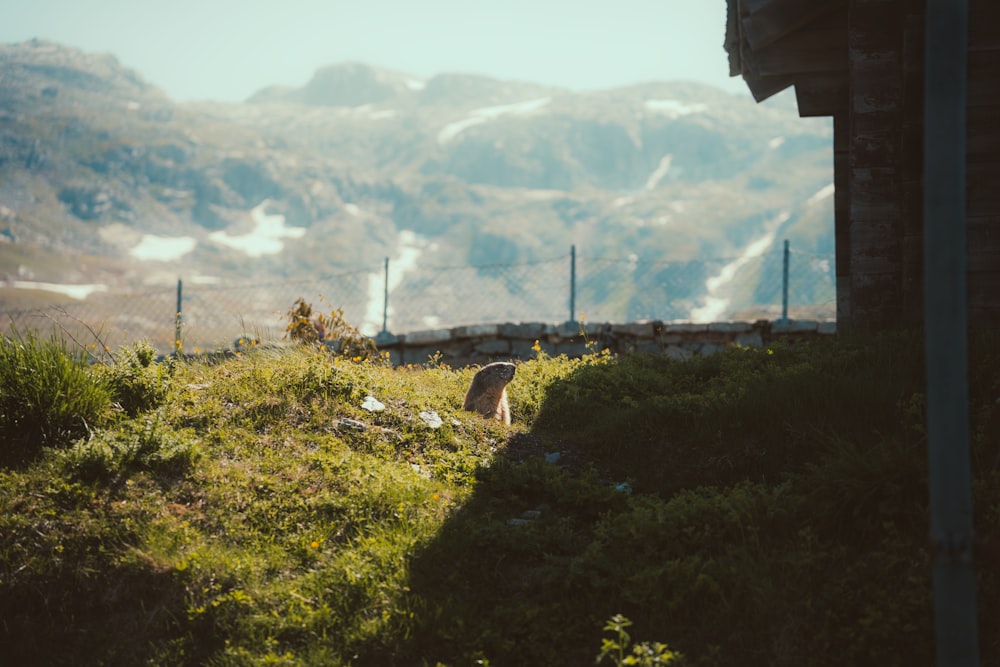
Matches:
[[725, 0, 1000, 329]]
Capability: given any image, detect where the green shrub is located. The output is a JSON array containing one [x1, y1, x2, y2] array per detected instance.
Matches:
[[285, 297, 380, 362], [530, 335, 929, 494], [58, 415, 198, 483], [94, 340, 175, 417], [0, 330, 111, 464], [597, 614, 685, 666]]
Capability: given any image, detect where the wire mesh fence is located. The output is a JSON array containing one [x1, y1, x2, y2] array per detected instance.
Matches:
[[2, 243, 836, 356]]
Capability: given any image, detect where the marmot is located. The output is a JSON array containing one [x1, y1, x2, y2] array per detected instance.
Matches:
[[463, 362, 516, 425]]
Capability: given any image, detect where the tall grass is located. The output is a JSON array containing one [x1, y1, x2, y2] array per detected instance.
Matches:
[[0, 329, 111, 464]]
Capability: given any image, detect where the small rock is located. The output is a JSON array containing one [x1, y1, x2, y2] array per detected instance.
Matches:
[[615, 482, 633, 495], [521, 509, 542, 520], [361, 395, 385, 412], [337, 418, 367, 432], [420, 410, 443, 429], [544, 452, 562, 464], [506, 518, 531, 527]]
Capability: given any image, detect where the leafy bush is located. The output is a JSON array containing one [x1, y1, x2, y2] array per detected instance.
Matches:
[[597, 614, 685, 666], [58, 415, 198, 482], [0, 330, 111, 464], [93, 340, 175, 417], [285, 297, 380, 361], [530, 334, 929, 494]]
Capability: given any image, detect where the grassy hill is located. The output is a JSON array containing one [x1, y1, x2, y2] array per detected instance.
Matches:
[[1, 328, 998, 666]]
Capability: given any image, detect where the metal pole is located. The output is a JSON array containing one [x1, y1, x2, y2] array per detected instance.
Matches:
[[381, 257, 389, 335], [781, 239, 790, 322], [174, 278, 183, 357], [569, 245, 577, 323], [923, 1, 979, 665]]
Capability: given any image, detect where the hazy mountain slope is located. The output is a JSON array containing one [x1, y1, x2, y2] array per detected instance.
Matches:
[[0, 39, 834, 331]]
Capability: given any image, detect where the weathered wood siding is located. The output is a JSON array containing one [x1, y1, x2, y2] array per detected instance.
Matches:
[[847, 0, 906, 328], [729, 0, 1000, 330], [900, 5, 924, 324], [967, 0, 1000, 328]]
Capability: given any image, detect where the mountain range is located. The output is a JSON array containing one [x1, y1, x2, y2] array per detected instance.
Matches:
[[0, 39, 835, 338]]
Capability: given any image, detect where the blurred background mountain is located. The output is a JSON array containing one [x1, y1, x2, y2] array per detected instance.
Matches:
[[0, 39, 834, 333]]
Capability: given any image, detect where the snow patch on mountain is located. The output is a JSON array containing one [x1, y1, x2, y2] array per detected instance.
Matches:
[[807, 183, 835, 205], [645, 154, 673, 190], [363, 230, 428, 334], [209, 201, 306, 258], [10, 281, 108, 300], [644, 99, 708, 118], [130, 234, 197, 261], [690, 211, 791, 322], [438, 97, 551, 143]]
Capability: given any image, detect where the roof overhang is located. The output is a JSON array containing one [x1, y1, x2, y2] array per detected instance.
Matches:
[[726, 0, 849, 115]]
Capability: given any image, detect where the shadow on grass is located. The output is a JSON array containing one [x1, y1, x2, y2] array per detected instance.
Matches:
[[392, 331, 1000, 666]]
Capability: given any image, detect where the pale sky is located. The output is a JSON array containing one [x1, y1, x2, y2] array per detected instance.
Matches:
[[1, 0, 749, 103]]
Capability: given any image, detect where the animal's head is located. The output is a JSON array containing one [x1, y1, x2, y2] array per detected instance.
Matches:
[[474, 362, 516, 387]]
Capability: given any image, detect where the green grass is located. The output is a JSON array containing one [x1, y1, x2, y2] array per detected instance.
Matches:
[[0, 329, 113, 465], [0, 333, 998, 666]]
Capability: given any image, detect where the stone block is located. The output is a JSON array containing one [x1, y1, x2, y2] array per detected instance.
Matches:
[[581, 321, 608, 336], [373, 330, 400, 346], [611, 322, 655, 337], [403, 328, 453, 345], [664, 322, 708, 333], [453, 323, 499, 339], [555, 321, 582, 338], [772, 319, 818, 333], [500, 322, 547, 339], [818, 321, 837, 334], [734, 331, 764, 347], [707, 321, 753, 333], [654, 333, 682, 345], [474, 339, 511, 355]]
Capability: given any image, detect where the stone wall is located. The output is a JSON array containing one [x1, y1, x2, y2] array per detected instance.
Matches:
[[374, 319, 837, 367]]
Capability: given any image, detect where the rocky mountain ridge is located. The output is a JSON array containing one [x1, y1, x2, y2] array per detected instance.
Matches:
[[0, 39, 835, 332]]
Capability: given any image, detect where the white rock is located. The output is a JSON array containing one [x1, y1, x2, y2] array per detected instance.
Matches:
[[420, 410, 443, 429], [361, 395, 385, 412]]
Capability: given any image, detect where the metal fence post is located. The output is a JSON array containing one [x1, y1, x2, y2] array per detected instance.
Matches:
[[174, 278, 183, 357], [381, 257, 390, 335], [569, 245, 576, 323], [781, 239, 790, 322]]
